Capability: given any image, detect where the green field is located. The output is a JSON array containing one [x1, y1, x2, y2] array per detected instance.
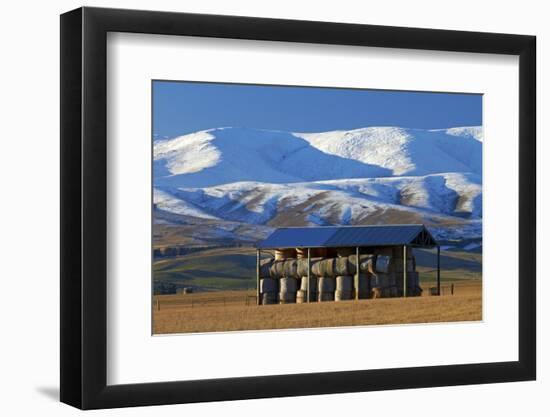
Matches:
[[153, 247, 258, 290], [153, 246, 481, 291]]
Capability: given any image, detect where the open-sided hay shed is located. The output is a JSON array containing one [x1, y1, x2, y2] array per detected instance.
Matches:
[[255, 224, 439, 305]]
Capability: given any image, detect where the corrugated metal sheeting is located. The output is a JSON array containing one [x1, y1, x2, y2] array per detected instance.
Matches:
[[257, 224, 437, 249]]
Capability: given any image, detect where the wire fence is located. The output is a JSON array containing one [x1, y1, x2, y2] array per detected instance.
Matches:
[[154, 294, 258, 310], [154, 283, 461, 311]]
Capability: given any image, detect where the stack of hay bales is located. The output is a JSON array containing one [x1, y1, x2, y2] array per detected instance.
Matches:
[[312, 258, 336, 301], [258, 247, 419, 303]]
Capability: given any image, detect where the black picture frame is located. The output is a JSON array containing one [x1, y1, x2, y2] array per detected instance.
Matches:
[[60, 6, 536, 410]]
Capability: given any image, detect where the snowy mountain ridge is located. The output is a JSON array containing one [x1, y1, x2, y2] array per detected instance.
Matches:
[[153, 126, 483, 242]]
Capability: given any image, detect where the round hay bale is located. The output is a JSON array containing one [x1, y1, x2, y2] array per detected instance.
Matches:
[[283, 259, 298, 278], [358, 255, 375, 274], [312, 258, 335, 277], [336, 275, 353, 292], [297, 289, 318, 302], [335, 290, 352, 301], [375, 255, 391, 273], [296, 258, 311, 276], [269, 261, 282, 278], [318, 277, 336, 292], [260, 278, 278, 293], [260, 259, 274, 277], [262, 292, 278, 305], [387, 273, 397, 287], [275, 248, 297, 261], [371, 273, 395, 288], [279, 292, 297, 304], [296, 248, 307, 259], [279, 277, 298, 293], [334, 257, 349, 275], [300, 276, 318, 292], [318, 292, 335, 302]]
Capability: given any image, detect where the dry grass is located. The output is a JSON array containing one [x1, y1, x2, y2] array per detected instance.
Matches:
[[153, 280, 481, 334]]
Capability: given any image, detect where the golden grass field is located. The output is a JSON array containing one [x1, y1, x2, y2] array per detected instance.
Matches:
[[153, 280, 482, 334]]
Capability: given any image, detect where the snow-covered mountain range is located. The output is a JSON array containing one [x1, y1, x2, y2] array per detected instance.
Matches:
[[153, 126, 482, 245]]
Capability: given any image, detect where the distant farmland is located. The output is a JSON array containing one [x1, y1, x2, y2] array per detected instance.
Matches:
[[153, 246, 482, 292]]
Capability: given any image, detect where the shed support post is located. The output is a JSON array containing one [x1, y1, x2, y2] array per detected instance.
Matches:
[[307, 248, 311, 303], [403, 245, 407, 297], [437, 245, 441, 296], [256, 249, 261, 305], [355, 246, 360, 300]]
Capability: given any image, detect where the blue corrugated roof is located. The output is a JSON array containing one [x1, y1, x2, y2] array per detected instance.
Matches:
[[257, 224, 437, 249]]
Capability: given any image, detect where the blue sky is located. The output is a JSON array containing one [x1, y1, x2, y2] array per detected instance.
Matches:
[[153, 80, 482, 139]]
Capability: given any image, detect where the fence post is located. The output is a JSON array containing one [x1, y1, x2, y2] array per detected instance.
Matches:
[[451, 283, 454, 295]]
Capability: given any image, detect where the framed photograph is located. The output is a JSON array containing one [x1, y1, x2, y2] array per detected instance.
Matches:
[[60, 6, 536, 409]]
